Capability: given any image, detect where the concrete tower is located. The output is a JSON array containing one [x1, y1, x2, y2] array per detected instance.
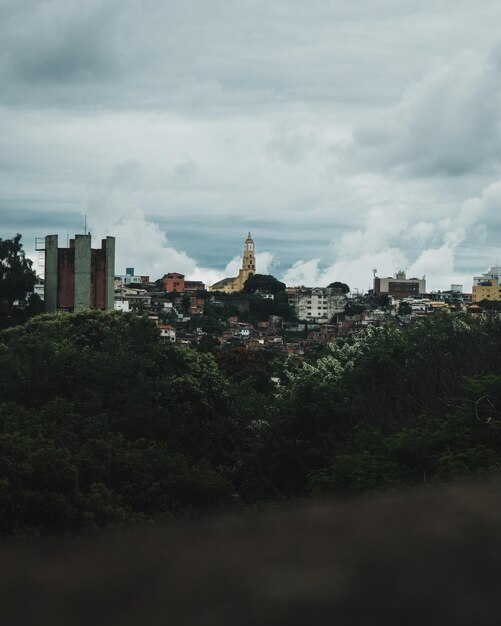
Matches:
[[44, 234, 115, 312]]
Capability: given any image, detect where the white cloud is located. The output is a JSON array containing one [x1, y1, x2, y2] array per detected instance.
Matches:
[[280, 178, 497, 292], [282, 258, 322, 287]]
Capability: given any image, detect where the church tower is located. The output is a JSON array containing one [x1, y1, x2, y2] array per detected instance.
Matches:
[[208, 232, 258, 293], [242, 232, 255, 274], [234, 232, 255, 290]]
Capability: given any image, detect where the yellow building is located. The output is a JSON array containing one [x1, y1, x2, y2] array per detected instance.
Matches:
[[472, 279, 501, 302], [209, 233, 256, 293]]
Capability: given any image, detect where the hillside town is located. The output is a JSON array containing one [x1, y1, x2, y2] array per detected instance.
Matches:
[[14, 231, 496, 356]]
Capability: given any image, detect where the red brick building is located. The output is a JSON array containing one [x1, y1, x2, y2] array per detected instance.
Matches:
[[161, 273, 185, 292]]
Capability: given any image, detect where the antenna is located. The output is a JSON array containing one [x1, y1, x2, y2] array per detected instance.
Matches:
[[84, 214, 87, 234]]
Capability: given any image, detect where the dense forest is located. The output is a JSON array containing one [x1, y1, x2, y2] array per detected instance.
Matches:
[[1, 310, 501, 538]]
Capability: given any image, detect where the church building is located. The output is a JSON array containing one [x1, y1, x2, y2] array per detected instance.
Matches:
[[209, 233, 256, 293]]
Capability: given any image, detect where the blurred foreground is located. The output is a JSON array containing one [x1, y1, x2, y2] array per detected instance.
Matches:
[[2, 480, 501, 625]]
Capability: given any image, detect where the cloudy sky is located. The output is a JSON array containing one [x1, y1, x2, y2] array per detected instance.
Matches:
[[2, 0, 501, 292]]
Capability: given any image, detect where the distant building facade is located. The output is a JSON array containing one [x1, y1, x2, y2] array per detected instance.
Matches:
[[472, 278, 501, 302], [161, 272, 186, 292], [44, 234, 115, 313], [287, 287, 346, 322], [209, 233, 256, 293], [158, 324, 176, 343], [115, 267, 149, 288], [472, 266, 501, 302], [184, 280, 205, 293], [373, 271, 426, 299]]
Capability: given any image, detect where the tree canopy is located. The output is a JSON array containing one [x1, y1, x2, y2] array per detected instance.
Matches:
[[327, 281, 350, 294], [3, 310, 501, 538], [243, 274, 286, 294], [0, 234, 36, 324]]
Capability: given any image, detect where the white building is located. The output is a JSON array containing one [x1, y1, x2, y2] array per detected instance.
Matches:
[[158, 325, 176, 342], [287, 287, 346, 322], [114, 298, 130, 313]]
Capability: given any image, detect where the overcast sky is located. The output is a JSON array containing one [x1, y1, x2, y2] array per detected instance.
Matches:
[[2, 0, 501, 291]]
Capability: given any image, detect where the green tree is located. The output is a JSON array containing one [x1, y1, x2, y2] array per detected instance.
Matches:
[[327, 281, 350, 294], [0, 234, 36, 326], [243, 274, 286, 294]]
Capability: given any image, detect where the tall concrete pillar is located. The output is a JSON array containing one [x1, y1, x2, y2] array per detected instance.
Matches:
[[74, 235, 91, 311], [105, 237, 115, 311], [44, 235, 58, 313]]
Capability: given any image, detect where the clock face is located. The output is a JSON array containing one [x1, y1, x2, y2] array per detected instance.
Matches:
[[248, 243, 254, 251]]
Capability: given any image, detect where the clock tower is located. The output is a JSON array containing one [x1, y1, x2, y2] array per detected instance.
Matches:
[[242, 232, 255, 274]]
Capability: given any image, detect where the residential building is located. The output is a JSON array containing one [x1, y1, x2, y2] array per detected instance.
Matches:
[[185, 280, 205, 293], [114, 288, 151, 311], [472, 267, 501, 302], [158, 324, 176, 343], [287, 287, 346, 322], [161, 272, 186, 292], [188, 297, 205, 316], [115, 267, 149, 287], [472, 278, 501, 302]]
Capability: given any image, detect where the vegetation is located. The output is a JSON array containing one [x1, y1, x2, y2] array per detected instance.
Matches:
[[0, 234, 39, 329], [2, 310, 501, 538], [243, 273, 286, 294], [327, 281, 350, 294]]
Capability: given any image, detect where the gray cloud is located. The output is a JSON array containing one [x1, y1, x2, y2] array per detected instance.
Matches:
[[0, 1, 121, 106], [348, 50, 501, 177], [3, 0, 488, 112], [2, 0, 501, 290]]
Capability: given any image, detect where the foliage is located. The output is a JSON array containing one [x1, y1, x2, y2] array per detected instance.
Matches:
[[0, 234, 37, 328], [0, 312, 234, 536], [327, 281, 350, 294], [215, 348, 274, 393], [4, 310, 501, 538], [243, 274, 286, 294]]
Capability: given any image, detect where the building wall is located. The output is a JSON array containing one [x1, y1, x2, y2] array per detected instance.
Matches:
[[90, 246, 106, 309], [44, 235, 59, 313], [74, 235, 91, 310], [104, 237, 115, 310], [57, 247, 76, 310]]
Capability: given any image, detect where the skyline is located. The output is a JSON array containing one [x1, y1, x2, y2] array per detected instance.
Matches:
[[2, 1, 501, 292]]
